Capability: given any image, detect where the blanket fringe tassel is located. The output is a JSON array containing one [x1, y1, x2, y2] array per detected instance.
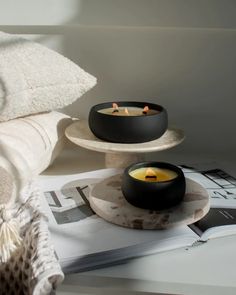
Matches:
[[0, 206, 22, 263]]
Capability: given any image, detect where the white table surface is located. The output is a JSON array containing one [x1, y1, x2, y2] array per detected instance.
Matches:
[[40, 145, 236, 295]]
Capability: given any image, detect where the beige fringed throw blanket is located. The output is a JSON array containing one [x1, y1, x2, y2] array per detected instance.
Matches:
[[0, 183, 64, 294], [0, 30, 97, 294], [0, 111, 71, 294]]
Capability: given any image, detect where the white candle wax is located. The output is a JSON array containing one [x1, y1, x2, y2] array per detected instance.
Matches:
[[98, 107, 159, 116]]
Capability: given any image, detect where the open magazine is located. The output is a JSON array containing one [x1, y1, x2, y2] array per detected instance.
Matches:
[[181, 165, 236, 241], [39, 166, 236, 273]]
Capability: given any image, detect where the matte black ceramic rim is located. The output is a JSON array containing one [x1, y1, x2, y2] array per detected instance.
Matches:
[[90, 101, 165, 117]]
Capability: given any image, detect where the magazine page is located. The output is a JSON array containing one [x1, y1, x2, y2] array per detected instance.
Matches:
[[39, 169, 198, 273], [182, 164, 236, 241], [191, 208, 236, 241], [182, 165, 236, 209]]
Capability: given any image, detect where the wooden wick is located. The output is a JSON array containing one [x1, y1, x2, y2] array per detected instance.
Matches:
[[142, 106, 149, 115], [145, 175, 157, 179], [112, 109, 119, 113]]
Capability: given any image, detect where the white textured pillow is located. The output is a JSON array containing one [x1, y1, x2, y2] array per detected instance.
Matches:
[[0, 32, 97, 121]]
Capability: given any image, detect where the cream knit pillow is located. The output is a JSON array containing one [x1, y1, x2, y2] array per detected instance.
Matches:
[[0, 31, 96, 121]]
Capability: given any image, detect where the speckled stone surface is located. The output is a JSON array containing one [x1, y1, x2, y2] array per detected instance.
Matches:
[[65, 120, 185, 153], [105, 153, 144, 168], [65, 120, 185, 168], [89, 174, 210, 230]]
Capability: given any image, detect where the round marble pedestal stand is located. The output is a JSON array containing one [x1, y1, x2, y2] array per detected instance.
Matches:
[[65, 120, 185, 168]]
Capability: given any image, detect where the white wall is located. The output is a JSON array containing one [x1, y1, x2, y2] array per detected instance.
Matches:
[[0, 0, 236, 159]]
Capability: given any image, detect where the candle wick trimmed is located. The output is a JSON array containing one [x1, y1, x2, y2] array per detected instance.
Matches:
[[145, 175, 157, 179], [142, 106, 149, 115], [112, 109, 119, 113]]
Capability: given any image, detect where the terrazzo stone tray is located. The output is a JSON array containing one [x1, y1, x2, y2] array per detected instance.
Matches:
[[89, 174, 210, 230], [65, 120, 185, 168]]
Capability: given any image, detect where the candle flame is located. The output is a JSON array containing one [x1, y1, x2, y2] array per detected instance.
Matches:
[[143, 106, 149, 114], [124, 108, 129, 115], [145, 168, 157, 179]]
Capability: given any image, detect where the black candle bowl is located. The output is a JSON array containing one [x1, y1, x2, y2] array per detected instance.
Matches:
[[88, 101, 168, 143], [121, 162, 186, 210]]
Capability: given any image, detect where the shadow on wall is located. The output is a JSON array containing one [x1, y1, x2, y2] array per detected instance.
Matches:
[[68, 0, 236, 29], [61, 1, 236, 156], [1, 0, 236, 28], [1, 0, 236, 156]]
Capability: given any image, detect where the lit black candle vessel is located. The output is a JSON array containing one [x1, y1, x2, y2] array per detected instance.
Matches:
[[121, 162, 186, 210], [88, 101, 168, 143]]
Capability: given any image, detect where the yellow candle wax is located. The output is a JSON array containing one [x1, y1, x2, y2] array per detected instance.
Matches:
[[129, 167, 178, 182]]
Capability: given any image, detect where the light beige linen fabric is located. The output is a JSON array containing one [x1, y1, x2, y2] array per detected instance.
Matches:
[[0, 111, 72, 206]]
